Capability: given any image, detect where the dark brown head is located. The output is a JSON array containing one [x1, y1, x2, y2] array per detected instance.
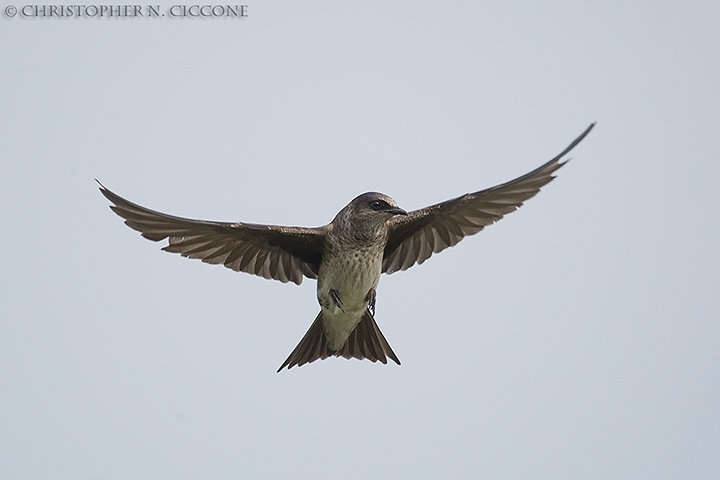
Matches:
[[333, 192, 407, 240], [343, 192, 407, 223], [350, 192, 407, 217]]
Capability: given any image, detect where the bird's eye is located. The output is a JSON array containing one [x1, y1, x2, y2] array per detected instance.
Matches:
[[370, 200, 384, 210]]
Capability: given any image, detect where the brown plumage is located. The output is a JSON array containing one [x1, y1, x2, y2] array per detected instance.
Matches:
[[98, 123, 594, 371]]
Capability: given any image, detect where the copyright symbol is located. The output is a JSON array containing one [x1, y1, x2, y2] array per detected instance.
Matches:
[[5, 5, 17, 16]]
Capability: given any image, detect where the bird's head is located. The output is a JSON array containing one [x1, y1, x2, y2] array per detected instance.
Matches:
[[330, 192, 407, 244], [335, 192, 408, 237], [350, 192, 407, 218]]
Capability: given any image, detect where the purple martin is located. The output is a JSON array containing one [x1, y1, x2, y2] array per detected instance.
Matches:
[[99, 123, 594, 372]]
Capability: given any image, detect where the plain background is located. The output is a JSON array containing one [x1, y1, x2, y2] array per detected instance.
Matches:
[[2, 2, 719, 479]]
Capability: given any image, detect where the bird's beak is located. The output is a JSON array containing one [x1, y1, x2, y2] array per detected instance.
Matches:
[[386, 207, 408, 216]]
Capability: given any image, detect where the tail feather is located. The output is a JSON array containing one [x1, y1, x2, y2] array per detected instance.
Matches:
[[277, 310, 401, 372]]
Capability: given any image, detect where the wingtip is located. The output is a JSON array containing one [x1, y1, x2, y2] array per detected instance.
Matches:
[[96, 180, 118, 205], [549, 123, 595, 165], [575, 122, 596, 144], [578, 122, 596, 141]]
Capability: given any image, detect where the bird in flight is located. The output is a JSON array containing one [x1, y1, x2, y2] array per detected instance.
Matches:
[[99, 123, 594, 372]]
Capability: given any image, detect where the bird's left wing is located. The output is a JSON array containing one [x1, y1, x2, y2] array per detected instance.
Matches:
[[99, 184, 326, 285], [382, 123, 594, 274]]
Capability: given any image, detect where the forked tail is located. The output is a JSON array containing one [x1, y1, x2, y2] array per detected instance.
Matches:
[[277, 310, 401, 372]]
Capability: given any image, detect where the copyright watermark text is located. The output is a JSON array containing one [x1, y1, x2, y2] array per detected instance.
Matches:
[[4, 4, 248, 18]]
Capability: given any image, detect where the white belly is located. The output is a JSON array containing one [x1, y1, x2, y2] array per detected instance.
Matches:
[[317, 249, 383, 350]]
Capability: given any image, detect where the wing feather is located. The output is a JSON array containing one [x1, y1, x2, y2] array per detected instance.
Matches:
[[383, 123, 594, 274], [99, 184, 326, 284]]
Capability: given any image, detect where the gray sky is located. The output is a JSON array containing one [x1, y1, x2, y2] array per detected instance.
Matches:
[[2, 1, 719, 479]]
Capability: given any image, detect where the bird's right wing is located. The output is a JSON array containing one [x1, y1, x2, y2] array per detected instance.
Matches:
[[382, 123, 595, 274], [99, 184, 326, 285]]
